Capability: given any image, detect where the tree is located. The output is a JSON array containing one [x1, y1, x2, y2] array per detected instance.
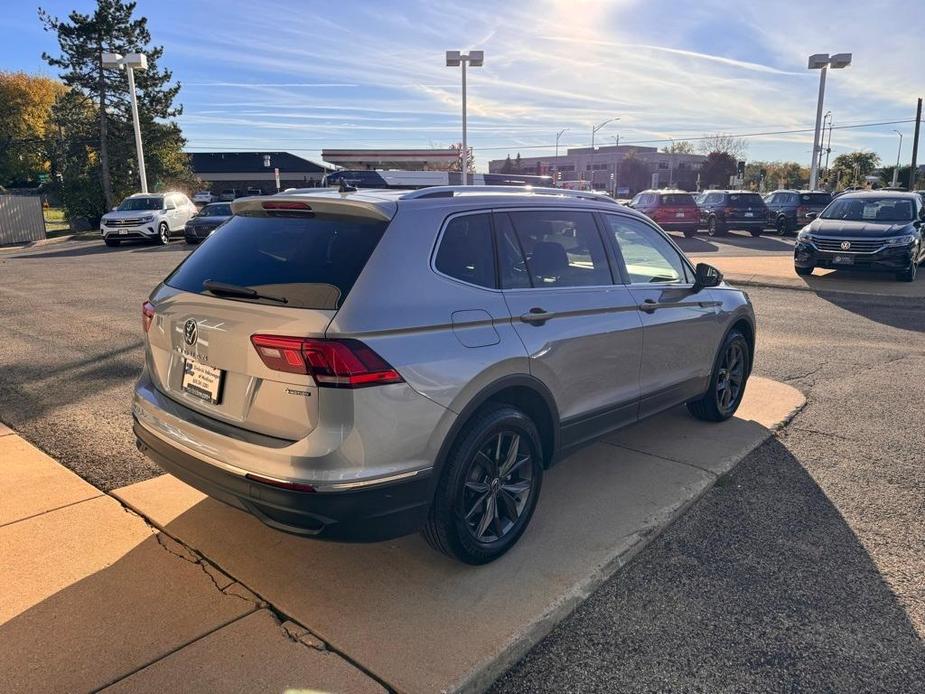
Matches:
[[618, 152, 649, 194], [0, 72, 67, 186], [830, 151, 880, 189], [700, 151, 738, 189], [39, 0, 190, 211], [744, 161, 809, 190], [447, 143, 474, 173], [514, 153, 523, 173], [878, 165, 913, 188], [500, 154, 514, 173], [698, 133, 748, 159], [661, 140, 695, 154]]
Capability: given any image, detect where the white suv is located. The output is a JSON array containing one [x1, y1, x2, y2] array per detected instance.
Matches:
[[101, 192, 198, 246]]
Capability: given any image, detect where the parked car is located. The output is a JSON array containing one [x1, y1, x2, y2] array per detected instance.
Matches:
[[100, 192, 197, 246], [192, 191, 214, 205], [794, 191, 924, 282], [133, 187, 755, 564], [245, 186, 265, 196], [184, 202, 233, 244], [627, 189, 700, 237], [698, 190, 768, 237], [219, 189, 238, 202], [765, 190, 832, 235]]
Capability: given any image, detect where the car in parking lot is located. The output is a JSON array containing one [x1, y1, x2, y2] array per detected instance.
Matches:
[[132, 186, 756, 564], [100, 192, 197, 246], [794, 191, 924, 281], [184, 202, 233, 244], [698, 190, 768, 237], [219, 189, 238, 201], [193, 191, 214, 205], [627, 189, 700, 237], [765, 190, 832, 236]]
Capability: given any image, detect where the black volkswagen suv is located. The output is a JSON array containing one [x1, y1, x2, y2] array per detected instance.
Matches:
[[765, 190, 832, 235], [794, 191, 924, 282], [698, 190, 768, 237]]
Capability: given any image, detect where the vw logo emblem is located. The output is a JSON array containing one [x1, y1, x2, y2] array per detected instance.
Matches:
[[840, 241, 851, 250], [184, 319, 198, 346]]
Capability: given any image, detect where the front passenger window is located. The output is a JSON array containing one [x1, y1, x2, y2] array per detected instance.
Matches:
[[604, 216, 690, 284]]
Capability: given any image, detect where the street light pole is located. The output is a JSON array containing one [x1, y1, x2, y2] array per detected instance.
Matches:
[[892, 129, 903, 187], [823, 113, 834, 176], [591, 117, 619, 190], [446, 50, 484, 184], [819, 111, 831, 181], [555, 128, 567, 158], [102, 51, 149, 193], [808, 53, 851, 190]]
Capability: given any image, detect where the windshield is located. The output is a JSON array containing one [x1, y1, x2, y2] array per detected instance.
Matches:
[[165, 212, 387, 310], [660, 194, 696, 206], [199, 204, 232, 217], [117, 197, 163, 211], [821, 197, 915, 222], [727, 193, 764, 207], [800, 193, 831, 205]]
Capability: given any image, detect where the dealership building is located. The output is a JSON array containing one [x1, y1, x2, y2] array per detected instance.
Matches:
[[189, 152, 333, 195], [320, 148, 460, 171], [488, 145, 706, 195]]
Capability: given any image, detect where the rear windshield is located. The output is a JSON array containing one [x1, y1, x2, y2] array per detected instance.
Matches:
[[660, 193, 697, 206], [800, 193, 831, 205], [165, 212, 387, 310], [727, 193, 765, 207]]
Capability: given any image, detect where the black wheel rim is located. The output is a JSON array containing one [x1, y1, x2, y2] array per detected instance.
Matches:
[[709, 218, 716, 235], [716, 342, 745, 413], [777, 219, 786, 235], [461, 430, 534, 543]]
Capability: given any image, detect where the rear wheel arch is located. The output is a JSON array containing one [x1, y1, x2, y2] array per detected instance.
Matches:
[[727, 317, 755, 375]]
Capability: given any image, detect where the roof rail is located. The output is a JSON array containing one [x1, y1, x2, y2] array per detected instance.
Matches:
[[398, 185, 619, 204]]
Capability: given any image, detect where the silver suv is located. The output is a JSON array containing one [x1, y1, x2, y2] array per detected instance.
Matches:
[[133, 187, 755, 564]]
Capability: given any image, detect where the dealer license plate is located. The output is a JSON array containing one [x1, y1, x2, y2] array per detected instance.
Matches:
[[182, 358, 224, 404], [675, 212, 685, 218], [744, 212, 754, 217], [832, 255, 854, 265], [119, 229, 129, 235]]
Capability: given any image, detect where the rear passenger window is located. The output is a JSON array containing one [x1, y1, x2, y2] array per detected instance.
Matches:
[[507, 210, 611, 287], [435, 213, 496, 288]]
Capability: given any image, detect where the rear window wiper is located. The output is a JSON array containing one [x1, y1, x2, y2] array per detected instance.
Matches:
[[202, 279, 288, 304]]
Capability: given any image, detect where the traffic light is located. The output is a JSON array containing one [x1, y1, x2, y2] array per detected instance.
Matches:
[[737, 160, 746, 175]]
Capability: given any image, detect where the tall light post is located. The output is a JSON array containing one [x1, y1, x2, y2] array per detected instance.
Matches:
[[808, 52, 852, 190], [555, 128, 568, 158], [446, 50, 483, 184], [102, 51, 149, 193], [823, 112, 834, 180], [892, 129, 903, 187], [590, 117, 619, 190], [819, 111, 832, 181]]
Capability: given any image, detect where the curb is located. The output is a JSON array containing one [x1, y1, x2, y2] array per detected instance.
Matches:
[[723, 273, 925, 300]]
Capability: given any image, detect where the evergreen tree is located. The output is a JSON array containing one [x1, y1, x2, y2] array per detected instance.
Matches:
[[500, 155, 513, 173], [39, 0, 191, 211]]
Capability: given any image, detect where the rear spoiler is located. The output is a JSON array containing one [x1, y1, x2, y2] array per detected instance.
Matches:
[[231, 195, 395, 221]]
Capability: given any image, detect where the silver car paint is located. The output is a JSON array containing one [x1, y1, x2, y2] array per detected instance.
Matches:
[[133, 189, 754, 492]]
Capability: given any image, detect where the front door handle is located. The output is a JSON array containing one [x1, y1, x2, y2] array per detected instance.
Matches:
[[639, 299, 658, 313], [520, 307, 556, 325]]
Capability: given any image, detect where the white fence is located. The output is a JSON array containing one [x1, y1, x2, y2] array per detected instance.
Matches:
[[0, 195, 47, 246]]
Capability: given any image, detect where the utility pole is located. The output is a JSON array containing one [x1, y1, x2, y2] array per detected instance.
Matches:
[[891, 130, 903, 188], [909, 97, 922, 191]]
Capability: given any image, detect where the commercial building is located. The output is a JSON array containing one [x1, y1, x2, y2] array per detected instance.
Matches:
[[321, 148, 460, 171], [189, 152, 333, 195], [489, 145, 706, 195]]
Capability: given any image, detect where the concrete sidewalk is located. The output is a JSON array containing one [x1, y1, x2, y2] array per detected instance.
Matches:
[[711, 255, 925, 297], [2, 376, 803, 693], [0, 427, 384, 693]]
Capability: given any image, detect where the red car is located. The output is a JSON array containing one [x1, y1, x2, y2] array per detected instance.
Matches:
[[627, 189, 700, 237]]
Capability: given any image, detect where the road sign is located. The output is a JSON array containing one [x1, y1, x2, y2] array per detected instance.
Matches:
[[274, 167, 280, 192]]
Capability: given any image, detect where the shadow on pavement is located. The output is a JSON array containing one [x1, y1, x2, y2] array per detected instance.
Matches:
[[674, 231, 795, 254], [816, 288, 925, 332], [491, 436, 925, 692], [11, 240, 189, 260]]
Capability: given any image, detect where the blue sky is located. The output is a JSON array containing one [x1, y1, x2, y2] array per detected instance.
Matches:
[[2, 0, 922, 170]]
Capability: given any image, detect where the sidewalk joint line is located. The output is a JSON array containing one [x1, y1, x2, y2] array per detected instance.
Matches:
[[600, 440, 719, 477], [0, 494, 104, 529]]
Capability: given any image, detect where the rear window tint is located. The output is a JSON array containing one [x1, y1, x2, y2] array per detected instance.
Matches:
[[435, 213, 496, 288], [165, 212, 387, 310], [800, 193, 831, 205], [659, 194, 697, 206], [727, 194, 765, 206]]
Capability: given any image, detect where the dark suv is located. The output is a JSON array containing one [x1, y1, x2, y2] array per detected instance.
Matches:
[[698, 190, 768, 237], [765, 190, 832, 235], [627, 190, 700, 237]]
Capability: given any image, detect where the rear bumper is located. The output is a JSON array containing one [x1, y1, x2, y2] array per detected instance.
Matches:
[[134, 418, 434, 541], [794, 241, 916, 272]]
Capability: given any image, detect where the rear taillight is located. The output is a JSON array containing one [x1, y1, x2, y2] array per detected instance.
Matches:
[[142, 301, 155, 333], [250, 334, 403, 388], [796, 205, 808, 217], [723, 206, 736, 215]]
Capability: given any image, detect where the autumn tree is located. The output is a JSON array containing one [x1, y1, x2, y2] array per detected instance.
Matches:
[[744, 161, 809, 190], [39, 0, 193, 213], [698, 133, 748, 159], [0, 72, 67, 186], [661, 140, 695, 154], [830, 151, 880, 189]]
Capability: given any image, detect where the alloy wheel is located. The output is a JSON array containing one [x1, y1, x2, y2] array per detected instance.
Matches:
[[461, 430, 535, 543], [715, 341, 746, 412], [159, 224, 170, 244]]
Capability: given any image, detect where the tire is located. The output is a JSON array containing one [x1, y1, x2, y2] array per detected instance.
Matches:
[[749, 227, 763, 237], [184, 237, 199, 245], [707, 216, 726, 237], [687, 330, 750, 422], [683, 229, 696, 238], [775, 216, 790, 236], [155, 222, 170, 245], [795, 265, 814, 276], [896, 262, 917, 282], [423, 405, 543, 564], [103, 238, 120, 247]]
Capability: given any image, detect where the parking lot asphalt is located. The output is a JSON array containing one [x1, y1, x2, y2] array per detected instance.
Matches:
[[2, 237, 924, 692], [493, 286, 925, 692]]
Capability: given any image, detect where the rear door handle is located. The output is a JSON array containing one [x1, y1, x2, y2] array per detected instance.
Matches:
[[520, 308, 556, 325]]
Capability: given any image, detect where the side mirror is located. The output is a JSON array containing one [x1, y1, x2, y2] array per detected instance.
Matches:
[[111, 206, 118, 212], [805, 211, 818, 220], [692, 262, 723, 292]]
